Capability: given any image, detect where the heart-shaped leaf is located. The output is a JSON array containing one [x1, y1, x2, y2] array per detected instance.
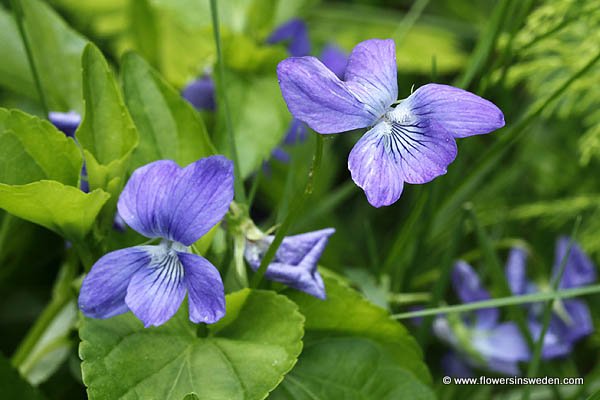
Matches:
[[271, 277, 434, 399], [80, 289, 304, 400]]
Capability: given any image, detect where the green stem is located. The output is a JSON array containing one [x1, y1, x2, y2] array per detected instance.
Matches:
[[392, 283, 600, 320], [232, 234, 249, 288], [247, 168, 262, 208], [74, 239, 96, 272], [392, 0, 429, 44], [209, 0, 246, 203], [10, 0, 49, 115], [196, 323, 208, 338], [250, 135, 323, 288], [0, 213, 14, 251], [388, 292, 431, 305], [294, 180, 355, 231]]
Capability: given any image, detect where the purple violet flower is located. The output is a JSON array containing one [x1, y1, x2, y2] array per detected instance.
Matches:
[[48, 111, 89, 192], [244, 228, 335, 299], [48, 111, 81, 138], [434, 261, 530, 375], [266, 18, 311, 57], [182, 75, 216, 111], [277, 39, 505, 207], [505, 240, 596, 358], [78, 156, 234, 327]]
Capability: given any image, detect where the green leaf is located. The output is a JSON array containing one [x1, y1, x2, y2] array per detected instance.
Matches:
[[80, 289, 304, 400], [0, 353, 46, 400], [18, 0, 87, 111], [216, 72, 290, 178], [0, 109, 105, 240], [0, 108, 82, 186], [127, 0, 159, 67], [0, 181, 109, 241], [137, 0, 214, 87], [218, 0, 313, 37], [77, 43, 138, 197], [78, 43, 138, 167], [270, 338, 434, 400], [271, 277, 434, 399], [0, 7, 36, 100], [222, 33, 288, 74], [121, 52, 215, 170], [128, 0, 312, 87]]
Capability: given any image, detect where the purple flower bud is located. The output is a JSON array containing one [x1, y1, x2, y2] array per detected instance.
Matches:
[[244, 228, 335, 299], [48, 111, 81, 138], [267, 18, 310, 57], [182, 75, 216, 111]]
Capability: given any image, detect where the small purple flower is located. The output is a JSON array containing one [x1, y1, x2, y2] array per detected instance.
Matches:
[[434, 261, 530, 375], [277, 39, 505, 207], [78, 156, 234, 327], [48, 111, 89, 192], [182, 75, 216, 111], [505, 240, 596, 358], [48, 111, 81, 138], [266, 18, 311, 57], [244, 228, 335, 299]]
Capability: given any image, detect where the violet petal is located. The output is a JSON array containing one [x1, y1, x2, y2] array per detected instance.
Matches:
[[344, 39, 397, 120], [178, 252, 226, 324], [244, 228, 334, 299], [452, 261, 498, 329], [505, 247, 528, 295], [347, 123, 405, 207], [182, 76, 216, 111], [267, 18, 311, 57], [277, 56, 376, 133], [472, 322, 531, 363], [48, 111, 81, 138], [78, 246, 151, 319], [553, 237, 597, 289], [125, 247, 187, 327], [117, 156, 234, 245], [405, 84, 505, 138]]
